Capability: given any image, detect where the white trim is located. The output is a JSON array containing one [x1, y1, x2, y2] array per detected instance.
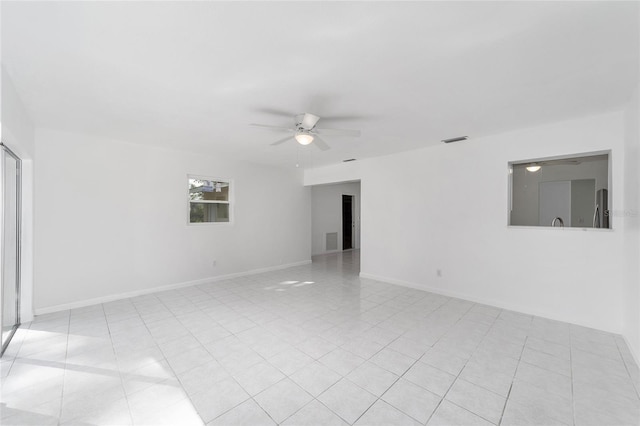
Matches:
[[190, 200, 230, 204], [359, 271, 623, 336], [35, 260, 311, 316], [312, 249, 342, 256], [507, 225, 614, 232], [509, 149, 611, 167]]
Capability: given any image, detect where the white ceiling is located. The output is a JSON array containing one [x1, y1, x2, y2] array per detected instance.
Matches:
[[2, 1, 638, 168]]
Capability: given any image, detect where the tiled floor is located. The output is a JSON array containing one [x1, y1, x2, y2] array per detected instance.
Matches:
[[2, 250, 640, 425]]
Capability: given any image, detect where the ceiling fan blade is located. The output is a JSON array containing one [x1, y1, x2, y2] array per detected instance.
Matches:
[[250, 123, 294, 132], [319, 114, 366, 122], [313, 135, 330, 151], [302, 113, 320, 129], [270, 136, 293, 146], [315, 127, 361, 137], [255, 107, 296, 118]]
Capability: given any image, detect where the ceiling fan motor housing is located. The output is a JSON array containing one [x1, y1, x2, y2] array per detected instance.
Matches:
[[294, 114, 307, 128], [295, 113, 321, 130]]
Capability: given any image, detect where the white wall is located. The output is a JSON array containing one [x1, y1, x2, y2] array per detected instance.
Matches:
[[623, 84, 640, 362], [306, 111, 630, 336], [311, 182, 360, 255], [1, 67, 35, 322], [305, 161, 362, 187], [34, 129, 311, 312], [1, 69, 34, 158]]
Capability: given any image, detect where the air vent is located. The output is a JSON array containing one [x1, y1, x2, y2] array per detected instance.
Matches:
[[343, 158, 357, 162], [326, 233, 338, 251], [441, 136, 469, 144]]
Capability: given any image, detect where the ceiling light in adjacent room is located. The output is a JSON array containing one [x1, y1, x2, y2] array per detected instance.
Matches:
[[526, 164, 541, 172]]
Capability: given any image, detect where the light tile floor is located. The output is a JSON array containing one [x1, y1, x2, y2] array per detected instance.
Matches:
[[2, 250, 640, 425]]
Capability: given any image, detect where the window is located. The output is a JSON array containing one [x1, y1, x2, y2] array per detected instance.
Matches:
[[188, 176, 232, 224], [509, 152, 610, 228]]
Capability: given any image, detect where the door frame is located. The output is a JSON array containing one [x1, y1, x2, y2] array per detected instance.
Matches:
[[1, 142, 22, 357]]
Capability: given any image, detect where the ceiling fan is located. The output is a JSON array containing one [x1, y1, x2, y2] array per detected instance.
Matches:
[[250, 112, 361, 151]]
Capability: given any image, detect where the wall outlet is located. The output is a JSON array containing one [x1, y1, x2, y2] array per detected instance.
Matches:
[[212, 260, 217, 267], [436, 269, 442, 277]]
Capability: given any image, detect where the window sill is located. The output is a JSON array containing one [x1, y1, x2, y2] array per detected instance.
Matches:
[[507, 225, 613, 232]]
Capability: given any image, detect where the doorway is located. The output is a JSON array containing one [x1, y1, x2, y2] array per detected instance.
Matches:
[[342, 194, 354, 250], [1, 143, 21, 356], [310, 181, 360, 256]]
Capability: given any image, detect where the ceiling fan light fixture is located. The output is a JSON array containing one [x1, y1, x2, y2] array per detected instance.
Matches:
[[295, 132, 314, 145], [255, 111, 360, 151], [526, 164, 541, 172]]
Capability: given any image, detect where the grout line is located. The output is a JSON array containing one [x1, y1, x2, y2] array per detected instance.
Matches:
[[164, 282, 299, 425], [56, 311, 71, 426], [346, 298, 479, 425], [614, 337, 640, 401], [497, 335, 528, 426], [426, 306, 500, 425], [348, 356, 421, 425], [569, 334, 576, 426], [102, 302, 135, 426], [347, 290, 479, 424], [129, 293, 196, 424]]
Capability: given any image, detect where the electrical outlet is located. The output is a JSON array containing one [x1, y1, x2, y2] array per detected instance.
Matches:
[[212, 260, 217, 267], [436, 269, 442, 277]]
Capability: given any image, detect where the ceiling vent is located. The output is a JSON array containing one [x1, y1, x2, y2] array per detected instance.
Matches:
[[441, 136, 469, 144]]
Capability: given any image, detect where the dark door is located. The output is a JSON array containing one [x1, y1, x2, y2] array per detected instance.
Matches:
[[342, 195, 353, 250]]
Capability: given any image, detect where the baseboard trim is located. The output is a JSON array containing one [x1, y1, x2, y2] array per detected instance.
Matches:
[[35, 260, 312, 316], [359, 272, 622, 336], [312, 250, 343, 256]]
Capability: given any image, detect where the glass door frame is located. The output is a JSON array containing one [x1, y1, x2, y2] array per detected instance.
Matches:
[[1, 142, 21, 357]]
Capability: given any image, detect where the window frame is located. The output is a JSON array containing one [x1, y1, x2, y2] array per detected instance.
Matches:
[[187, 174, 234, 226], [507, 150, 612, 230]]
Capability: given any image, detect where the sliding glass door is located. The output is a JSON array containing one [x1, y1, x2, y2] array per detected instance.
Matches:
[[1, 143, 21, 356]]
